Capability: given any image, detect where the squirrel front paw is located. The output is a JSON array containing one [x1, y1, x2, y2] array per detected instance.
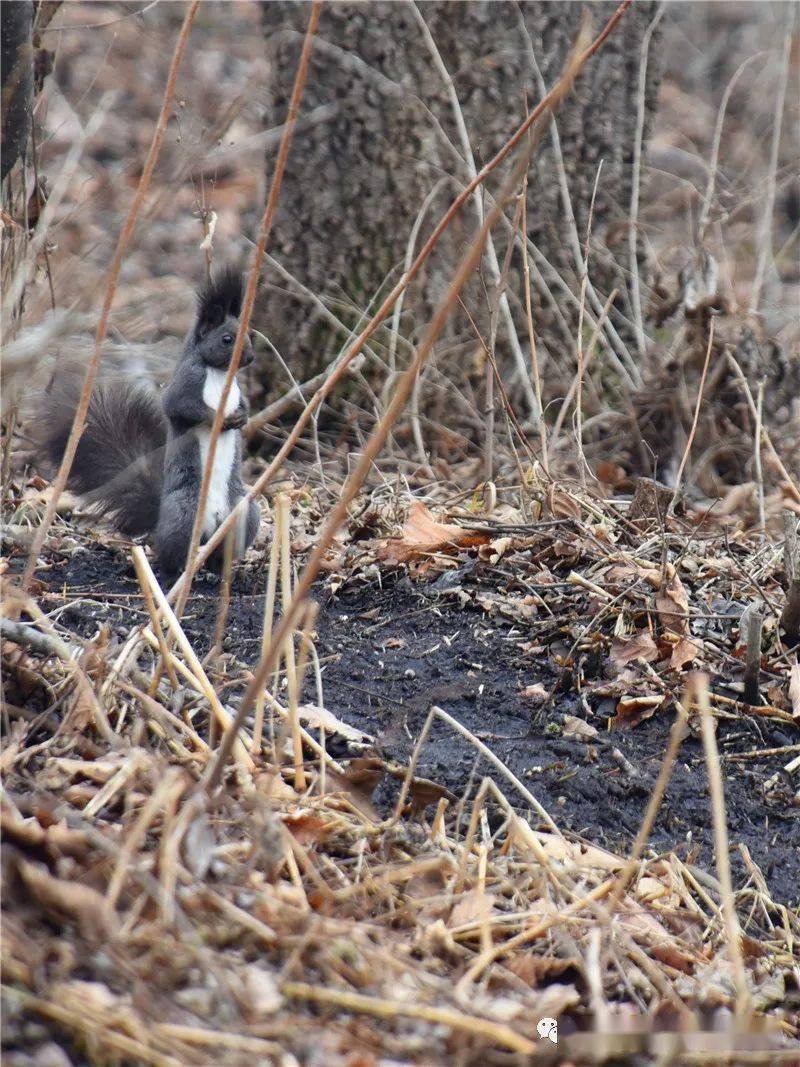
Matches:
[[221, 408, 247, 431]]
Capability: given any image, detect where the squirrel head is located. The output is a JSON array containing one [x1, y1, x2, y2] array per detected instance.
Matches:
[[194, 268, 254, 369]]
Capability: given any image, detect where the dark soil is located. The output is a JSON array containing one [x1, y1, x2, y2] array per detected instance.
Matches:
[[22, 539, 800, 905]]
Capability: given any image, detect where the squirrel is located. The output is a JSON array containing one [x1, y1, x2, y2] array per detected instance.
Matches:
[[39, 269, 261, 577]]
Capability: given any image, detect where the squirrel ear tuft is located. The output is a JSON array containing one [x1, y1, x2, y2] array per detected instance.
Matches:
[[196, 267, 244, 337]]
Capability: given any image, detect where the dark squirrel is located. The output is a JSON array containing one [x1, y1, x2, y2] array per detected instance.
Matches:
[[40, 269, 260, 576]]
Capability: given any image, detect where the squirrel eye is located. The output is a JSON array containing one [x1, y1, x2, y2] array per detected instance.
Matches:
[[222, 333, 234, 344]]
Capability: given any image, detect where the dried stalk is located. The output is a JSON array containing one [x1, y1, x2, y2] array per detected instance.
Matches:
[[277, 494, 306, 791], [725, 351, 800, 503], [519, 177, 548, 468], [668, 319, 715, 514], [693, 673, 752, 1017], [131, 547, 252, 771], [131, 549, 178, 692], [252, 509, 282, 755], [742, 606, 763, 706], [628, 4, 664, 358], [282, 982, 536, 1056]]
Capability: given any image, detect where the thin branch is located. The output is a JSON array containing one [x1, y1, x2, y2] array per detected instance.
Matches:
[[629, 4, 664, 359], [751, 22, 792, 311], [668, 319, 715, 514]]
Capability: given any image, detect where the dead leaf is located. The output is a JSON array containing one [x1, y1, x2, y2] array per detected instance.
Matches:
[[378, 502, 489, 564], [520, 683, 548, 703], [17, 858, 117, 941], [339, 756, 386, 793], [254, 770, 297, 801], [283, 809, 337, 846], [513, 826, 623, 872], [656, 571, 690, 635], [298, 703, 372, 743], [383, 637, 406, 650], [669, 636, 701, 671], [613, 694, 665, 729], [562, 714, 599, 741], [477, 536, 513, 563], [596, 460, 627, 487], [636, 876, 671, 903], [610, 631, 660, 666], [505, 952, 579, 988], [405, 775, 454, 814], [546, 485, 581, 519], [450, 889, 496, 928]]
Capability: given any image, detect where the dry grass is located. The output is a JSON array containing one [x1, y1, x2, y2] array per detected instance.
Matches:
[[3, 473, 800, 1063]]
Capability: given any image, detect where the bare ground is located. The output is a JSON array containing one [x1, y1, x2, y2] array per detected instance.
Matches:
[[18, 527, 800, 905]]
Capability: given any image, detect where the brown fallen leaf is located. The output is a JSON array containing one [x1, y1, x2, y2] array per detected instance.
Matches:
[[298, 703, 372, 743], [520, 682, 548, 703], [283, 809, 338, 846], [656, 570, 690, 636], [513, 826, 623, 872], [404, 774, 454, 815], [477, 536, 513, 563], [546, 485, 582, 519], [17, 858, 117, 941], [449, 889, 496, 928], [613, 694, 665, 729], [562, 714, 599, 741], [596, 460, 628, 487], [610, 630, 660, 666], [668, 635, 701, 671], [378, 501, 489, 564]]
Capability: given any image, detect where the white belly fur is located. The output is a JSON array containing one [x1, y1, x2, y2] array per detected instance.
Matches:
[[196, 369, 242, 542]]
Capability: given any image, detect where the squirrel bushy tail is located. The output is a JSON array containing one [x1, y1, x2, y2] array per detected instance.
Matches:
[[40, 376, 168, 536]]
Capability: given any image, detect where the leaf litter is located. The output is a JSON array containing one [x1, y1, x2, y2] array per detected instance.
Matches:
[[2, 471, 799, 1064]]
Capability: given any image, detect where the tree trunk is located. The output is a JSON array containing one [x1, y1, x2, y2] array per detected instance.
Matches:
[[258, 1, 662, 417], [1, 1, 34, 183]]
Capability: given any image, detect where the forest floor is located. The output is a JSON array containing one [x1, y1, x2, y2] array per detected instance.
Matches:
[[17, 524, 800, 904], [3, 2, 799, 1063], [3, 476, 799, 1064]]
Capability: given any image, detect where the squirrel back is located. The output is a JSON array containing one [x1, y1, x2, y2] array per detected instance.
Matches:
[[39, 374, 168, 536]]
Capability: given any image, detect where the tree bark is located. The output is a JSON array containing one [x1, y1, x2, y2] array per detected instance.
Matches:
[[1, 1, 34, 182], [258, 1, 662, 411]]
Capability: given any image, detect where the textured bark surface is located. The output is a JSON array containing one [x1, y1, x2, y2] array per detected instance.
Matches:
[[1, 1, 34, 182], [258, 1, 662, 397]]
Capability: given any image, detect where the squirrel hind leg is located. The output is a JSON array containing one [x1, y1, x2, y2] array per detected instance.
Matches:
[[154, 492, 194, 578], [244, 499, 260, 553]]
